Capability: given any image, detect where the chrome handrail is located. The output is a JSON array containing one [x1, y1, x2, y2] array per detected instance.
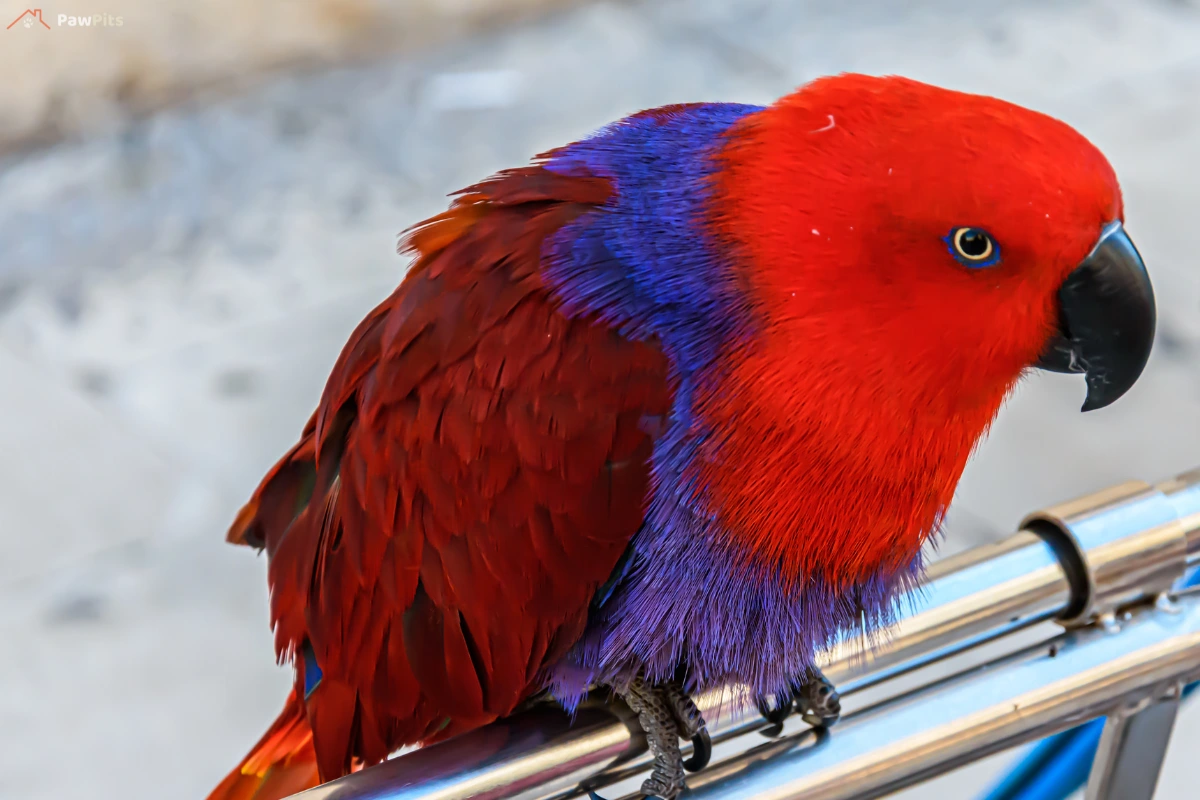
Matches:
[[292, 468, 1200, 800]]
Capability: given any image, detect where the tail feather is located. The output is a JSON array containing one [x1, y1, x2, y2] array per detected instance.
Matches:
[[207, 690, 319, 800]]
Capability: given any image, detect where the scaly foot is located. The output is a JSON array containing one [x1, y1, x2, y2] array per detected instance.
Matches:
[[754, 666, 842, 729], [589, 676, 711, 800]]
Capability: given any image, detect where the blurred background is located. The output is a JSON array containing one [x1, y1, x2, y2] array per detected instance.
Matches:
[[1, 0, 1199, 798]]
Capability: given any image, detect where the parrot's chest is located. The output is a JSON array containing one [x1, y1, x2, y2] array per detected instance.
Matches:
[[548, 405, 965, 705], [551, 503, 926, 704]]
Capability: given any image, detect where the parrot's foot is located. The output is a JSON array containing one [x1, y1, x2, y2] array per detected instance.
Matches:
[[754, 667, 842, 729], [594, 676, 711, 800]]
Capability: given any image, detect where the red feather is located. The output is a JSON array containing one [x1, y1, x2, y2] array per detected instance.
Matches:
[[213, 165, 672, 797]]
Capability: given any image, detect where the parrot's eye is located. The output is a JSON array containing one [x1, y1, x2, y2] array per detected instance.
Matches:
[[946, 227, 1001, 268]]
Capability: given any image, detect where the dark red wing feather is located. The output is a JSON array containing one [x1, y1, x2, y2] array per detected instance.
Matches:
[[228, 166, 672, 780]]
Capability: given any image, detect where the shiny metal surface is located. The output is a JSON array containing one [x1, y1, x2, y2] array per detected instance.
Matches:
[[288, 467, 1200, 800], [1023, 480, 1189, 624], [818, 529, 1070, 693], [298, 704, 638, 800], [1155, 467, 1200, 567], [683, 594, 1200, 800], [1085, 684, 1182, 800]]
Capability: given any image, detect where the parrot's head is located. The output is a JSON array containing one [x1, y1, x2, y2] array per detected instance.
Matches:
[[720, 73, 1156, 416]]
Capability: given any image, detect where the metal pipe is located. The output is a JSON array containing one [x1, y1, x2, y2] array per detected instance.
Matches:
[[292, 466, 1200, 800], [299, 703, 639, 800], [681, 592, 1200, 800], [1155, 467, 1200, 567], [819, 529, 1069, 693], [1084, 681, 1182, 800], [1021, 480, 1190, 625]]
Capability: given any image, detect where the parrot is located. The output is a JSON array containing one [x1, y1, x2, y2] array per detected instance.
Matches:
[[206, 72, 1156, 800]]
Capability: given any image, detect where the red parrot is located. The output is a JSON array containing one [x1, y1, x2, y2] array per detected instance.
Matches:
[[207, 73, 1155, 800]]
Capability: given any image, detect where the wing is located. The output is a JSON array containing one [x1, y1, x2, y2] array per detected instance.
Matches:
[[228, 164, 673, 778]]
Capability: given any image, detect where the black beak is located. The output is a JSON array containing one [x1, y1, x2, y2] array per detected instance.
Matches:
[[1036, 221, 1156, 412]]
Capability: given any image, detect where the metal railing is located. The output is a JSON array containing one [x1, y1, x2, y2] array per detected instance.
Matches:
[[293, 468, 1200, 800]]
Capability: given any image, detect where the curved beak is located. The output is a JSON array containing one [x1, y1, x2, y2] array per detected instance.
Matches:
[[1036, 221, 1156, 412]]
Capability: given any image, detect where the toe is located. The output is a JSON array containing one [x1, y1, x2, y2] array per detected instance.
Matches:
[[755, 688, 795, 725], [799, 679, 841, 728], [683, 727, 711, 772]]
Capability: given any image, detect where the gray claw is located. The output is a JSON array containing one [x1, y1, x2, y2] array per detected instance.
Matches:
[[796, 673, 841, 728]]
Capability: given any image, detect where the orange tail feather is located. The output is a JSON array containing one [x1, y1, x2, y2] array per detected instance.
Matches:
[[207, 690, 319, 800]]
